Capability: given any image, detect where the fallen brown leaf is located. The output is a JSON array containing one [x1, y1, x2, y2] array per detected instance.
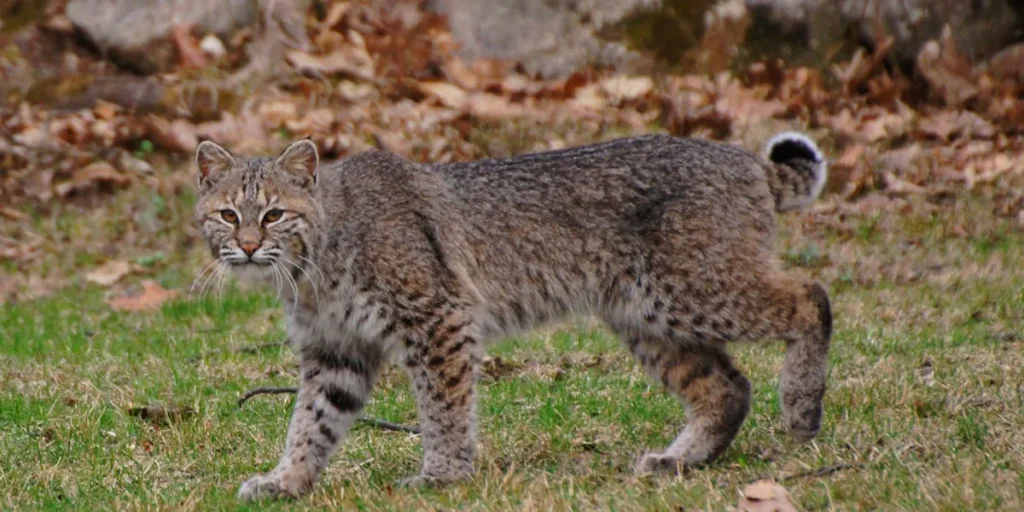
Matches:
[[831, 143, 868, 196], [171, 24, 209, 69], [115, 152, 154, 175], [917, 110, 995, 141], [373, 131, 410, 156], [442, 57, 514, 92], [570, 83, 607, 111], [85, 260, 134, 286], [258, 100, 300, 129], [50, 115, 91, 145], [501, 72, 588, 99], [56, 162, 132, 198], [466, 92, 529, 119], [144, 116, 199, 154], [41, 13, 74, 33], [284, 108, 336, 138], [320, 0, 352, 31], [443, 57, 484, 91], [337, 81, 377, 102], [712, 75, 786, 133], [417, 81, 468, 109], [739, 480, 799, 512], [93, 100, 120, 120], [829, 106, 911, 144], [286, 47, 375, 81], [196, 110, 272, 154], [883, 172, 928, 196], [832, 32, 894, 95], [598, 76, 654, 105], [916, 26, 979, 107], [0, 205, 29, 221], [108, 280, 178, 312], [0, 237, 43, 263]]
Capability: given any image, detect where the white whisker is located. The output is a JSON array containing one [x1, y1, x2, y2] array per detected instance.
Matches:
[[200, 262, 227, 305], [297, 254, 327, 283], [285, 264, 300, 313], [275, 260, 300, 313], [271, 262, 283, 304], [189, 259, 221, 303], [197, 263, 218, 301], [215, 262, 230, 299], [282, 255, 319, 307]]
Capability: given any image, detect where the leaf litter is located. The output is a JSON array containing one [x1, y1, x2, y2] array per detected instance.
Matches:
[[0, 1, 1022, 304]]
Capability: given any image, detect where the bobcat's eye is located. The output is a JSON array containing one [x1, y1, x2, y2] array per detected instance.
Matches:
[[220, 210, 239, 224], [262, 209, 284, 224]]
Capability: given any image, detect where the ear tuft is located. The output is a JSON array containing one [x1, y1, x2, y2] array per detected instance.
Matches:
[[196, 141, 235, 184], [276, 139, 319, 185]]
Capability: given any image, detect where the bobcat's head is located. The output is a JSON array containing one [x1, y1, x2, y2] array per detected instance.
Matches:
[[193, 140, 322, 279]]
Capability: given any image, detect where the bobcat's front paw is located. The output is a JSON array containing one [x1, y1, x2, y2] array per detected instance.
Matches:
[[398, 474, 449, 489], [783, 406, 822, 443], [634, 452, 686, 476], [398, 468, 473, 489], [237, 472, 305, 501]]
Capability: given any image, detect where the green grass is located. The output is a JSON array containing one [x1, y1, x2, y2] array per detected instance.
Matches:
[[1, 194, 1023, 511]]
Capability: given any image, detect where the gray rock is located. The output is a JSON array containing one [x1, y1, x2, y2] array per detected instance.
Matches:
[[747, 0, 1023, 67], [427, 0, 664, 78], [66, 0, 310, 73]]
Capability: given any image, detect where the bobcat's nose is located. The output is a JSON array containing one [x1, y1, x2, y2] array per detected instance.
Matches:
[[240, 242, 260, 257]]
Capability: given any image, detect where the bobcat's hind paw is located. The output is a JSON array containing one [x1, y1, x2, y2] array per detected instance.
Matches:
[[237, 473, 305, 501], [634, 452, 688, 476]]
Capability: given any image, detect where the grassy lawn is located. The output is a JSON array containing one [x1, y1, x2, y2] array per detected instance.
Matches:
[[1, 194, 1022, 511]]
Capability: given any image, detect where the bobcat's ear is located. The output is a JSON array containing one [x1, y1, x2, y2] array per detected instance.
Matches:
[[276, 139, 319, 186], [195, 140, 235, 187]]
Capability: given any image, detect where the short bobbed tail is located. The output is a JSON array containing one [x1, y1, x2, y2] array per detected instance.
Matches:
[[763, 132, 827, 212]]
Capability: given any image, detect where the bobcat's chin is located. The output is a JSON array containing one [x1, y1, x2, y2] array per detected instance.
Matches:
[[230, 262, 278, 283]]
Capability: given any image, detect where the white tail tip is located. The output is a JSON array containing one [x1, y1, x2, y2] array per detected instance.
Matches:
[[764, 131, 827, 201]]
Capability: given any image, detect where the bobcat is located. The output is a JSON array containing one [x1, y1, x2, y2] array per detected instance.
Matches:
[[193, 132, 832, 500]]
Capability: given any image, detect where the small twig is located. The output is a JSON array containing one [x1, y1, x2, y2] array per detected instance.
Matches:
[[237, 386, 299, 406], [779, 462, 862, 483], [732, 462, 864, 490], [188, 340, 288, 363], [237, 385, 421, 434], [356, 418, 421, 434]]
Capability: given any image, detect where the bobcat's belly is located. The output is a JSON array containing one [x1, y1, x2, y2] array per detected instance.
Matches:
[[287, 291, 398, 351]]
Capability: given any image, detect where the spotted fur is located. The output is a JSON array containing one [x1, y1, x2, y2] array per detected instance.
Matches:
[[194, 134, 833, 501]]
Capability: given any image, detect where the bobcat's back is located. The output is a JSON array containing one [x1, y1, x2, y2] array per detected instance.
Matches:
[[423, 135, 799, 336]]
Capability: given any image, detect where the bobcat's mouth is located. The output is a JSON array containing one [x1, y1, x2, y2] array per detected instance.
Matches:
[[226, 258, 276, 268], [233, 262, 271, 268]]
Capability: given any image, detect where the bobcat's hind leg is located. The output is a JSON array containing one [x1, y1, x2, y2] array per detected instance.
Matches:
[[730, 272, 833, 441], [774, 280, 832, 441]]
